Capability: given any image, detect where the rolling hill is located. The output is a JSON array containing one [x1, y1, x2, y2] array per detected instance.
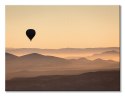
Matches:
[[6, 53, 119, 80], [6, 47, 119, 57], [6, 70, 120, 91], [87, 50, 119, 61]]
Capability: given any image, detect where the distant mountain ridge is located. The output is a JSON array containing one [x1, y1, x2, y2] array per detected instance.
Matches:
[[101, 50, 119, 54], [6, 47, 120, 62], [6, 52, 118, 65], [6, 52, 70, 65], [87, 50, 119, 61], [6, 52, 119, 80], [6, 47, 119, 55]]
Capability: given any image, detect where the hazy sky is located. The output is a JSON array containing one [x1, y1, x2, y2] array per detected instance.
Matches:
[[6, 6, 120, 49]]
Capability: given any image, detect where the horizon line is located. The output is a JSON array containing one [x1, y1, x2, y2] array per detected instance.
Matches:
[[5, 46, 120, 49]]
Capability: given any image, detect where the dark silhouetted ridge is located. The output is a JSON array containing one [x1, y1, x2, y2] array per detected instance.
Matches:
[[6, 70, 120, 91]]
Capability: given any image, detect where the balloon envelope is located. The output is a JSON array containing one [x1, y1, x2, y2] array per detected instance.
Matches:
[[26, 29, 36, 41]]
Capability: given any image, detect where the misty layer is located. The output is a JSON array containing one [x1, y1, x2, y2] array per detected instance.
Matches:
[[6, 48, 120, 80]]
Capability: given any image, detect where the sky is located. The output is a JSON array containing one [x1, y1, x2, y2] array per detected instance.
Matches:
[[6, 6, 120, 49]]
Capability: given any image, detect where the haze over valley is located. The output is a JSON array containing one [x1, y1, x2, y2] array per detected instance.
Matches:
[[6, 47, 120, 80]]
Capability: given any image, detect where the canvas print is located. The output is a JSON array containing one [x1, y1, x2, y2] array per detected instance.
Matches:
[[6, 6, 120, 91]]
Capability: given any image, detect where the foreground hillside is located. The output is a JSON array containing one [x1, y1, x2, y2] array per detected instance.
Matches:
[[6, 70, 120, 91]]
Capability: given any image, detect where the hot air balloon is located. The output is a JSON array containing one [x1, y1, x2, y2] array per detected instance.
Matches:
[[26, 29, 36, 41]]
